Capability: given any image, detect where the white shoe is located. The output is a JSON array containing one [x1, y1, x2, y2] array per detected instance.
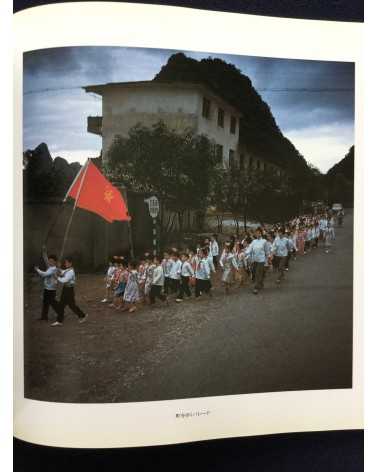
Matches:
[[51, 321, 63, 327], [175, 299, 183, 303], [79, 314, 88, 324], [101, 298, 108, 303]]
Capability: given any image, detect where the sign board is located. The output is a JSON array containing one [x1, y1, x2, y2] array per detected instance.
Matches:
[[144, 196, 160, 218]]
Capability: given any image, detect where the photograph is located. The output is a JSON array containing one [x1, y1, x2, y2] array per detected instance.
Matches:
[[23, 46, 355, 403]]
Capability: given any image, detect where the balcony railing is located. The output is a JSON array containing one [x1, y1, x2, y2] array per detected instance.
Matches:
[[87, 116, 102, 136]]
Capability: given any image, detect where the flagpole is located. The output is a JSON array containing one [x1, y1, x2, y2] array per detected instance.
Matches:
[[123, 186, 134, 259], [43, 160, 87, 248], [58, 159, 90, 262], [43, 201, 65, 246]]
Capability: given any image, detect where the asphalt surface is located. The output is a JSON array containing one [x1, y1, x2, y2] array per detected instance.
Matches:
[[24, 212, 353, 403]]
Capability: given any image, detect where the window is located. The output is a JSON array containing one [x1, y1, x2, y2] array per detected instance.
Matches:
[[202, 97, 211, 119], [229, 149, 235, 168], [230, 116, 237, 134], [239, 154, 245, 169], [248, 156, 253, 170], [216, 144, 223, 163], [217, 108, 224, 127]]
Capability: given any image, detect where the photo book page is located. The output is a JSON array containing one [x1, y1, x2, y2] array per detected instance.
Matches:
[[14, 2, 363, 448]]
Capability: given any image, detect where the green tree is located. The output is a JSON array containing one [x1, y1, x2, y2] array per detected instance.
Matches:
[[210, 164, 284, 233], [106, 121, 218, 236]]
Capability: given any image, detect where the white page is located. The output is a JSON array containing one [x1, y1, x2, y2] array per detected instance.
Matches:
[[14, 2, 363, 448]]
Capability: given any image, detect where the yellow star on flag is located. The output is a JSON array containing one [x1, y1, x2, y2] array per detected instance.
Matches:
[[104, 188, 114, 204]]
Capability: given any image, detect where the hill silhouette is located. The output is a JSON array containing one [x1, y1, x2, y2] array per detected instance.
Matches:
[[154, 53, 310, 179]]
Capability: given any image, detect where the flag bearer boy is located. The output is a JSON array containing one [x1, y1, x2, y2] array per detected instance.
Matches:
[[34, 247, 59, 321], [51, 256, 88, 327]]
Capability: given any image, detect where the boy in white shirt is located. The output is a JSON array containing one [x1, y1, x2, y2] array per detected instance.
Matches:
[[150, 256, 168, 304], [51, 256, 87, 327], [34, 247, 59, 321], [210, 235, 219, 268], [195, 248, 212, 298], [176, 253, 194, 302], [168, 251, 182, 298]]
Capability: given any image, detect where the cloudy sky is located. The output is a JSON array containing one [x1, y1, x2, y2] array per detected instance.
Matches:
[[23, 47, 354, 173]]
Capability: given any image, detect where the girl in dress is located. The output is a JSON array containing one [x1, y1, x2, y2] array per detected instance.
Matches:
[[235, 242, 247, 287], [111, 262, 129, 310], [122, 261, 140, 313], [219, 244, 239, 294]]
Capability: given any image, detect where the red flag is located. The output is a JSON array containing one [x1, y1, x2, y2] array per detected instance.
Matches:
[[66, 160, 131, 222]]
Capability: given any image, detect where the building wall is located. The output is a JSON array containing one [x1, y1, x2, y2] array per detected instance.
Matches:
[[101, 86, 200, 160], [196, 93, 240, 166], [237, 144, 285, 178], [99, 86, 241, 167]]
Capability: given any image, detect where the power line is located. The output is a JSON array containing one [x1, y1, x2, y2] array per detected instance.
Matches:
[[258, 88, 353, 92], [24, 86, 83, 95], [23, 85, 353, 95]]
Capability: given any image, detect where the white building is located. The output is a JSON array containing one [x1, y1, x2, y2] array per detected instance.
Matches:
[[84, 80, 242, 167]]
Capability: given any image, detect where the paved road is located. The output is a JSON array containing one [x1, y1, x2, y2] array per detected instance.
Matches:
[[24, 212, 353, 403], [120, 212, 353, 402]]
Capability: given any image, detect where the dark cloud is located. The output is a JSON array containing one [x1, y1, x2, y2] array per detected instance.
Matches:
[[23, 47, 355, 170], [213, 54, 355, 132]]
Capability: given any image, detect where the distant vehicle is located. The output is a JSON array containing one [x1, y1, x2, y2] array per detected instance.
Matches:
[[332, 203, 343, 212]]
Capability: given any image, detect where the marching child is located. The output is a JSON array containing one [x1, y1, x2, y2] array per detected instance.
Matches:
[[137, 258, 147, 302], [150, 256, 168, 305], [122, 260, 140, 313], [296, 226, 306, 256], [235, 242, 248, 286], [324, 224, 333, 254], [272, 229, 290, 284], [314, 222, 320, 248], [50, 256, 87, 327], [165, 251, 176, 295], [110, 262, 128, 310], [219, 244, 239, 294], [144, 255, 155, 302], [210, 235, 219, 268], [34, 248, 59, 321], [194, 248, 212, 298], [101, 258, 116, 303], [304, 225, 312, 254], [176, 253, 194, 302], [168, 251, 182, 298], [265, 234, 274, 273]]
